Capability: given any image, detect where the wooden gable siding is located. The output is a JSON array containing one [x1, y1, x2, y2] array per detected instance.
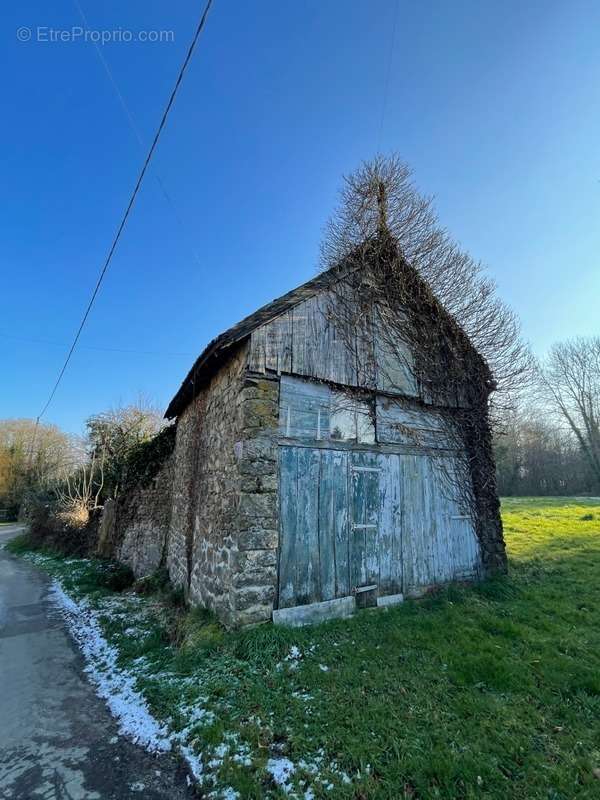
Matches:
[[248, 290, 419, 398]]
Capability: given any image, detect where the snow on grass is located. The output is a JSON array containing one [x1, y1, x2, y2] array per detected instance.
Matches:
[[27, 553, 352, 798], [49, 579, 172, 753], [266, 757, 296, 793], [46, 572, 249, 794]]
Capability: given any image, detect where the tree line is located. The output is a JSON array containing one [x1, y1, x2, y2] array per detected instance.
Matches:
[[496, 337, 600, 496], [0, 402, 167, 522]]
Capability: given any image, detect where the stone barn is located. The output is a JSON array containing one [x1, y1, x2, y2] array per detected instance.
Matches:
[[111, 239, 506, 627]]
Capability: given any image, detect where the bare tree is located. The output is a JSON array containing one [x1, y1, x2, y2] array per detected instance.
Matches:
[[494, 401, 593, 496], [54, 448, 105, 527], [320, 155, 534, 412], [86, 399, 165, 499], [539, 337, 600, 489]]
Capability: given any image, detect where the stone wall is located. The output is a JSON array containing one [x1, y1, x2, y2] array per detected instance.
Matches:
[[166, 398, 202, 590], [186, 347, 249, 625], [117, 454, 174, 578], [160, 347, 282, 627], [230, 374, 279, 625]]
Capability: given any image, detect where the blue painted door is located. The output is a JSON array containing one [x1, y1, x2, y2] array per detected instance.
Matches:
[[349, 452, 380, 591], [278, 446, 350, 609]]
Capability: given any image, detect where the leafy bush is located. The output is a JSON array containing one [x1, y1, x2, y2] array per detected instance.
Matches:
[[122, 424, 176, 490]]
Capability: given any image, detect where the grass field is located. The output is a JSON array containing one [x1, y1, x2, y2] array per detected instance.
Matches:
[[6, 498, 600, 799]]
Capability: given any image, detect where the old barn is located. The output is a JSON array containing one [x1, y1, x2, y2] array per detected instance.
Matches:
[[108, 238, 506, 627]]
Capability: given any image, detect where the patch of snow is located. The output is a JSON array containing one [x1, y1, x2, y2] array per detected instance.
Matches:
[[48, 580, 172, 753], [266, 757, 296, 793], [291, 690, 313, 702], [181, 743, 204, 782]]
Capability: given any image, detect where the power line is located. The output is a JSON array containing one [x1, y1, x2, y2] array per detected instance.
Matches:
[[0, 331, 194, 358], [35, 0, 214, 423], [72, 0, 203, 270]]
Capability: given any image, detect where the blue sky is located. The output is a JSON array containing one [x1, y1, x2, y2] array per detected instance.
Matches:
[[2, 0, 599, 433]]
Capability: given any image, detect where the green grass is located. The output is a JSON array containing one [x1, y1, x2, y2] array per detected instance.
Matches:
[[6, 498, 600, 799]]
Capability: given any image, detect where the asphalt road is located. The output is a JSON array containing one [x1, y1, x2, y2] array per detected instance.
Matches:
[[0, 525, 193, 800]]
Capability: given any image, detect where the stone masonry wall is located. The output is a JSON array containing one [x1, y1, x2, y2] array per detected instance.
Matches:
[[186, 347, 249, 625], [166, 398, 202, 590], [106, 343, 281, 628], [164, 349, 280, 627], [117, 454, 174, 578], [229, 374, 279, 626]]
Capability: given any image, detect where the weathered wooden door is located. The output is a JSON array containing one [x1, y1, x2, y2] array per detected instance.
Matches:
[[278, 446, 350, 609], [349, 453, 380, 594], [278, 446, 481, 611], [399, 453, 481, 593]]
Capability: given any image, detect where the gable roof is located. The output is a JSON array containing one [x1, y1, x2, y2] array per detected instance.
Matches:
[[165, 241, 493, 420], [164, 263, 352, 419]]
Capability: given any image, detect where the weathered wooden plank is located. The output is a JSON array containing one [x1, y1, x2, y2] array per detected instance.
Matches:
[[429, 456, 452, 584], [400, 453, 434, 592], [350, 451, 380, 590], [318, 450, 337, 601], [295, 447, 321, 605], [247, 282, 458, 405], [333, 450, 350, 597], [420, 456, 437, 586], [323, 285, 359, 386], [399, 453, 481, 593], [376, 397, 451, 449], [290, 305, 308, 376], [374, 308, 417, 396], [278, 446, 298, 608], [248, 327, 267, 373], [273, 596, 355, 627], [265, 311, 293, 374], [378, 453, 402, 595], [354, 302, 377, 390], [280, 437, 479, 613], [437, 456, 481, 579], [319, 291, 349, 385]]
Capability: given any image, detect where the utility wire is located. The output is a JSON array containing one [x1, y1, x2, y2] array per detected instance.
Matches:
[[72, 0, 203, 269], [0, 331, 193, 358], [35, 0, 213, 423]]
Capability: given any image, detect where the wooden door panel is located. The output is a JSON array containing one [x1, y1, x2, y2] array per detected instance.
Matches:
[[349, 452, 380, 591]]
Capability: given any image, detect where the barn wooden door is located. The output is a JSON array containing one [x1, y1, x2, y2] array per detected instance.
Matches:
[[349, 453, 380, 597], [278, 446, 350, 610]]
